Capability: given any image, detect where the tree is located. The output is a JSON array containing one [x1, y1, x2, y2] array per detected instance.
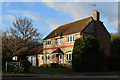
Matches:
[[107, 33, 120, 71], [72, 37, 106, 72], [111, 33, 120, 55], [2, 17, 42, 58]]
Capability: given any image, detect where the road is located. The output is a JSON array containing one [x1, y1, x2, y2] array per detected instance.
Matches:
[[1, 69, 120, 80]]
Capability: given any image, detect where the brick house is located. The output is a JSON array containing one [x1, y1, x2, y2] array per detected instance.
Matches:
[[41, 11, 111, 66]]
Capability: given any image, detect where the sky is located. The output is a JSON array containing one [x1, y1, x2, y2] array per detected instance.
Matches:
[[1, 1, 119, 39]]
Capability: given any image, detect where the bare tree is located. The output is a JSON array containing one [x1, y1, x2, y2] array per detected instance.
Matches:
[[3, 17, 42, 57], [8, 18, 42, 46]]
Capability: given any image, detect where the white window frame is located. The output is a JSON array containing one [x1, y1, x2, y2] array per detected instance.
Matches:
[[66, 52, 72, 61], [46, 40, 51, 46], [46, 54, 50, 61], [57, 38, 61, 44], [67, 35, 75, 43]]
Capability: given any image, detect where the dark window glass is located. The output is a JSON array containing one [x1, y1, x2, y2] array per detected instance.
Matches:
[[67, 54, 68, 60], [69, 54, 71, 60], [46, 56, 47, 60], [67, 37, 69, 42], [60, 55, 62, 59], [48, 56, 50, 60], [52, 55, 54, 60]]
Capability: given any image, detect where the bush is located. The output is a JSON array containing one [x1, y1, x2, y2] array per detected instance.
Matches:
[[2, 56, 13, 72], [19, 60, 32, 73], [72, 37, 106, 72], [107, 55, 120, 71]]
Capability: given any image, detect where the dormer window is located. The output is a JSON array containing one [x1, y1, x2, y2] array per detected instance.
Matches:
[[67, 35, 75, 42], [46, 40, 51, 46]]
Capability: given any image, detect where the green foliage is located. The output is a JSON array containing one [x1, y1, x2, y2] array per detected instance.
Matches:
[[72, 37, 106, 72], [107, 55, 120, 71], [5, 60, 31, 73], [111, 33, 120, 55], [2, 56, 13, 72], [32, 66, 73, 72]]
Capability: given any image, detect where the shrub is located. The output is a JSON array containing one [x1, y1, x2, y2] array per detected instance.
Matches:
[[107, 55, 120, 71], [19, 60, 32, 73], [2, 56, 13, 72], [72, 37, 106, 72]]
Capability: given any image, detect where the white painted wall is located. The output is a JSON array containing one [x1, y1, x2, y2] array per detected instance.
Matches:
[[27, 55, 36, 66], [12, 56, 17, 61]]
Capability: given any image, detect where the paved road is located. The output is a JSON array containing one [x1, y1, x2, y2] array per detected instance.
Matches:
[[2, 69, 120, 80]]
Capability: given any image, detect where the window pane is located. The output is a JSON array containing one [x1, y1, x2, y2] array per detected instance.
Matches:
[[67, 54, 68, 60], [42, 56, 43, 60], [46, 56, 47, 60], [73, 35, 75, 41], [67, 37, 69, 42], [60, 55, 62, 59], [48, 55, 50, 60], [69, 54, 71, 60], [49, 41, 51, 45], [48, 41, 49, 45], [52, 55, 54, 60], [57, 39, 59, 44], [60, 39, 61, 43]]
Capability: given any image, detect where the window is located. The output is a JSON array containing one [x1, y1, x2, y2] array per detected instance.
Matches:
[[59, 55, 62, 59], [57, 38, 61, 44], [46, 55, 50, 60], [67, 36, 69, 42], [46, 40, 51, 46], [52, 54, 54, 60], [67, 35, 75, 42], [66, 53, 72, 61], [42, 56, 43, 60]]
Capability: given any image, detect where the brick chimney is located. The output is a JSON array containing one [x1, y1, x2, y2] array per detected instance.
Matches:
[[92, 10, 100, 21]]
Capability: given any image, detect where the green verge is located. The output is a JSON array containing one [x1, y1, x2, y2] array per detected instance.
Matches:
[[32, 66, 74, 72]]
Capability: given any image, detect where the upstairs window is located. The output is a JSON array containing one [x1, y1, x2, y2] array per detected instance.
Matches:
[[57, 38, 61, 44], [46, 40, 51, 46], [67, 35, 75, 42]]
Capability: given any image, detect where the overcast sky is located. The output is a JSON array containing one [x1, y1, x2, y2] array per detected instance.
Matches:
[[1, 1, 119, 39]]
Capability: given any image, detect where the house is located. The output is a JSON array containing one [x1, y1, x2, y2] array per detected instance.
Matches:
[[12, 47, 28, 61], [27, 45, 43, 66], [41, 10, 111, 66], [12, 46, 43, 66]]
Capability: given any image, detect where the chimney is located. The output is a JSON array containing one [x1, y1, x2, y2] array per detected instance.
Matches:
[[92, 10, 100, 21]]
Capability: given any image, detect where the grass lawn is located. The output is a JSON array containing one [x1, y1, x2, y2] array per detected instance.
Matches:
[[32, 66, 74, 72]]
